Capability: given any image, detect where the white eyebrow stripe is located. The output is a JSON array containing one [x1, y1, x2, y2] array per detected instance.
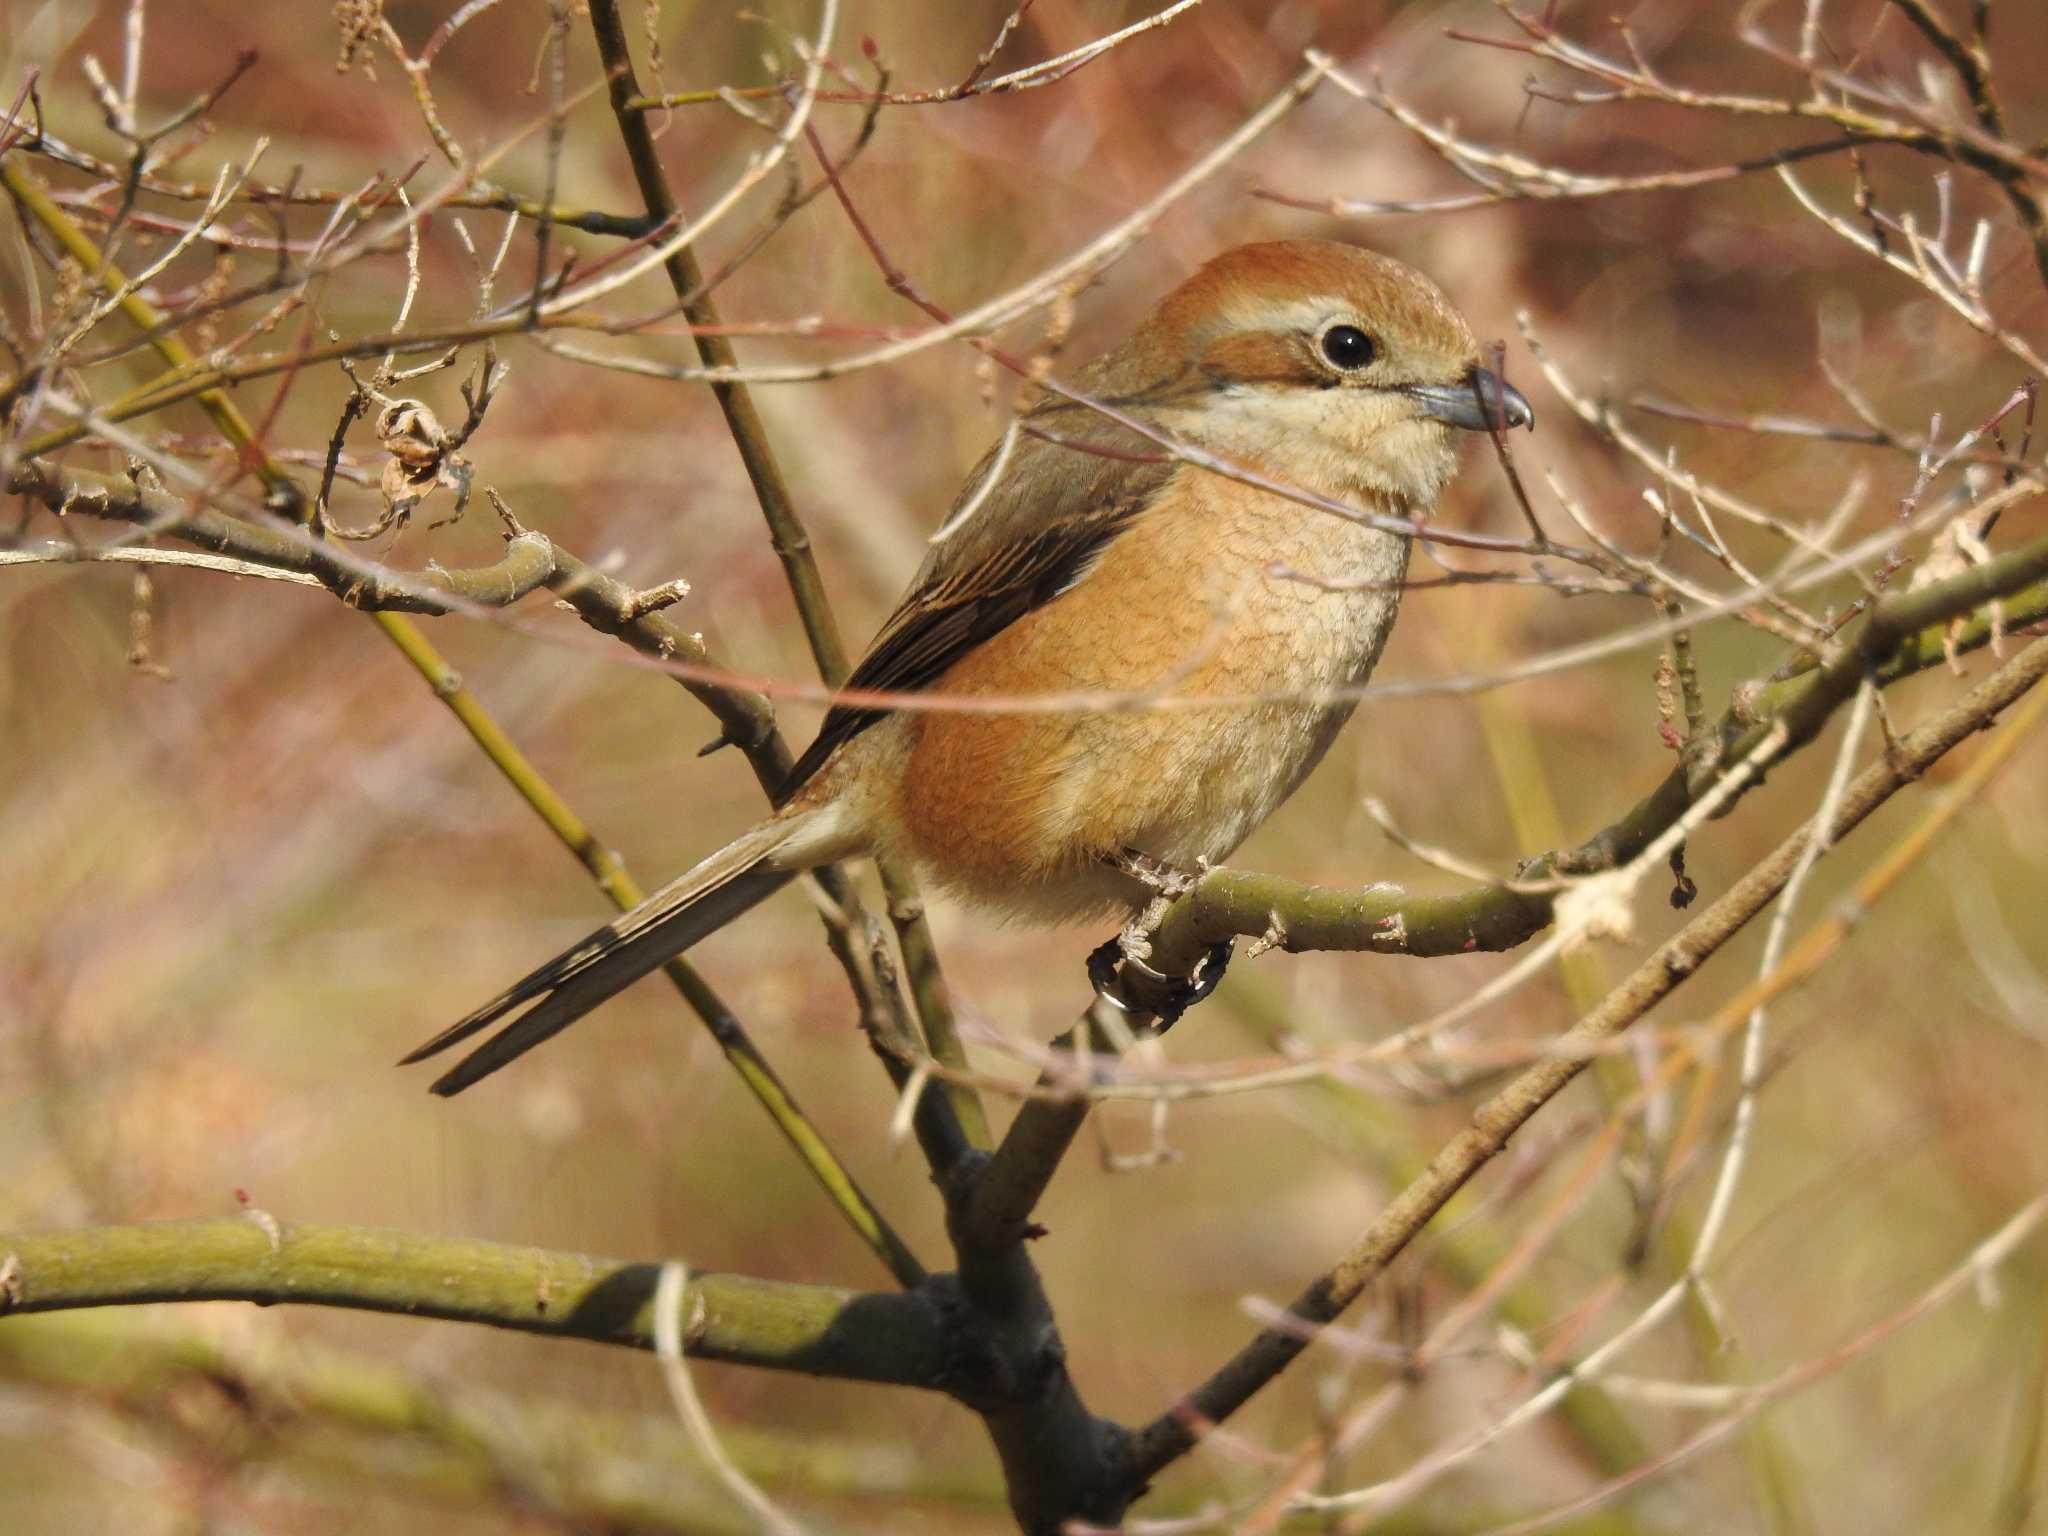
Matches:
[[1233, 296, 1341, 335]]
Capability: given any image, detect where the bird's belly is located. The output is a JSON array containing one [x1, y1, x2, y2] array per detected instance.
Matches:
[[889, 482, 1410, 923]]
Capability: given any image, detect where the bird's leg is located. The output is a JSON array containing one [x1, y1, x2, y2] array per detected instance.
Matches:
[[1088, 849, 1234, 1029], [1106, 846, 1201, 900]]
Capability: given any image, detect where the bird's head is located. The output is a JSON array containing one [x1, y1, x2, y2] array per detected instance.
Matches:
[[1096, 239, 1532, 507]]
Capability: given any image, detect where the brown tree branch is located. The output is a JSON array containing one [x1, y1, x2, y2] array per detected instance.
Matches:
[[0, 161, 929, 1291], [585, 0, 983, 1183], [959, 523, 2048, 1263], [1139, 525, 2048, 983], [1129, 630, 2048, 1483]]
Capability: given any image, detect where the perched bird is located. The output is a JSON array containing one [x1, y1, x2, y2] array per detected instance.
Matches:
[[405, 239, 1532, 1095]]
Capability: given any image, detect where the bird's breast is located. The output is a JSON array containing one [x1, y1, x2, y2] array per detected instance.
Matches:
[[882, 465, 1412, 922]]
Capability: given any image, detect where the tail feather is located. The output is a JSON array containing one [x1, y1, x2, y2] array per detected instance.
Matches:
[[404, 820, 798, 1096]]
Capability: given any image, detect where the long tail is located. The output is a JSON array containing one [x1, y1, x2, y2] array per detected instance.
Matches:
[[402, 818, 803, 1096]]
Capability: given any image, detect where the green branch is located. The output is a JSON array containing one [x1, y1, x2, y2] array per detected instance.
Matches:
[[1141, 529, 2048, 983], [0, 1220, 950, 1385]]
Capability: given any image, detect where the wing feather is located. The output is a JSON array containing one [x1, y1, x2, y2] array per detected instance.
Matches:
[[776, 427, 1176, 803]]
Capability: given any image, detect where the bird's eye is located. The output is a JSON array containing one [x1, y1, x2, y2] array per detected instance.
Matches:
[[1319, 324, 1376, 371]]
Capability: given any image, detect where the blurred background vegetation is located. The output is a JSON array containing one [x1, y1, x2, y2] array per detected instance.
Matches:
[[4, 1, 2048, 1531]]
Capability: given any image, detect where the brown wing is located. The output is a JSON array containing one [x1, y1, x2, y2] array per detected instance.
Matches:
[[775, 407, 1179, 805]]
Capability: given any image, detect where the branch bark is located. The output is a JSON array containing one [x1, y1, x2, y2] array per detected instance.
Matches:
[[1126, 632, 2048, 1481], [0, 1219, 951, 1384]]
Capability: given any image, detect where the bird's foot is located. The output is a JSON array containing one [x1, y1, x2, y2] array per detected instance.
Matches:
[[1088, 849, 1228, 1026]]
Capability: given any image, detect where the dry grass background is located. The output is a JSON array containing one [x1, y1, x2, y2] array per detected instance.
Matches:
[[4, 1, 2048, 1531]]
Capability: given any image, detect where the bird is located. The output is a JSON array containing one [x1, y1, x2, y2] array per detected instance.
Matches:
[[403, 238, 1532, 1095]]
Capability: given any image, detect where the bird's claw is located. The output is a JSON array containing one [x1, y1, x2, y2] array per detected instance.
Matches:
[[1087, 934, 1234, 1028], [1086, 934, 1126, 1000]]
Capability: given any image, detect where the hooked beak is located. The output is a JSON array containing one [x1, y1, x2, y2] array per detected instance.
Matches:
[[1406, 367, 1534, 433]]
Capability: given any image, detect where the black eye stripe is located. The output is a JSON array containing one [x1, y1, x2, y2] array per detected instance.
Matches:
[[1320, 324, 1376, 371]]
